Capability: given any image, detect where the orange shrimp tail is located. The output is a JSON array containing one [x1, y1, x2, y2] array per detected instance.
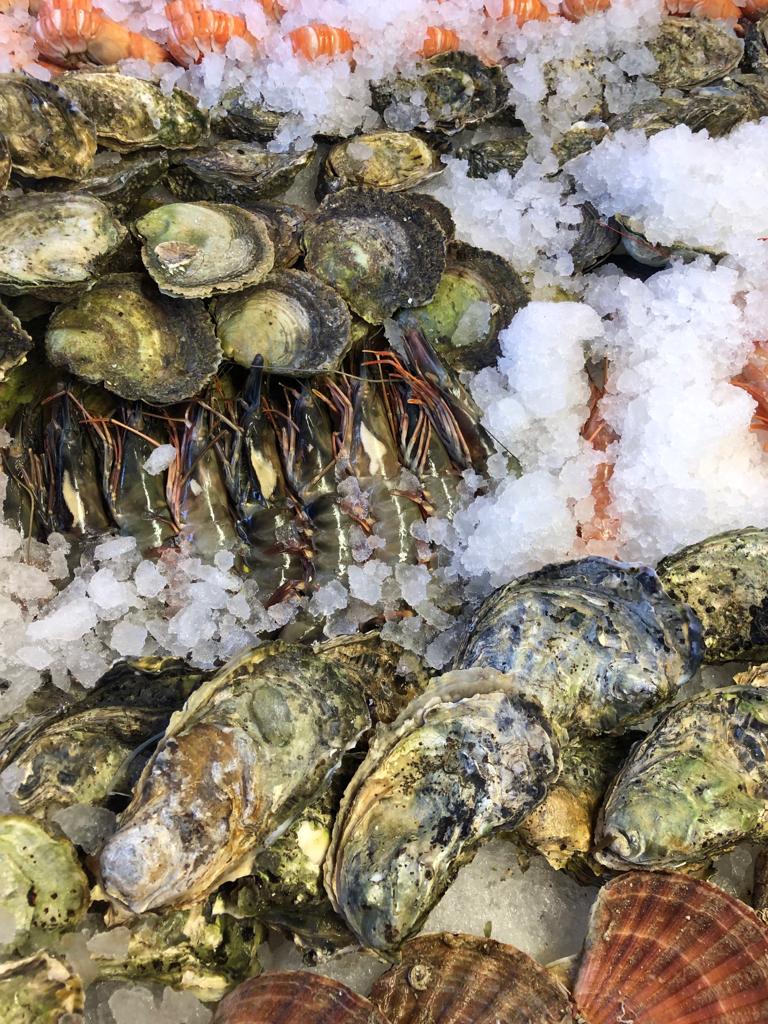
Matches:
[[740, 0, 768, 16], [35, 0, 168, 66], [419, 26, 460, 57], [664, 0, 741, 16], [733, 340, 768, 441], [490, 0, 550, 23], [288, 23, 353, 60], [165, 0, 257, 65], [559, 0, 612, 21]]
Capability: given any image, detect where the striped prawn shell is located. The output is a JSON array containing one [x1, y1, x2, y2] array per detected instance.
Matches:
[[665, 0, 742, 16], [165, 0, 257, 66], [34, 0, 169, 65], [369, 932, 576, 1024], [212, 972, 391, 1024], [559, 0, 612, 21], [419, 26, 460, 57], [288, 23, 354, 60], [491, 0, 550, 23], [573, 871, 768, 1024]]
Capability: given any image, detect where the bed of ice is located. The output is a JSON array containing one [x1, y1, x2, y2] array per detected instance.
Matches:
[[1, 0, 768, 1020]]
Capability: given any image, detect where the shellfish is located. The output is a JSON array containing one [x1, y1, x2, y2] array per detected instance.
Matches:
[[0, 952, 84, 1024], [213, 971, 390, 1024]]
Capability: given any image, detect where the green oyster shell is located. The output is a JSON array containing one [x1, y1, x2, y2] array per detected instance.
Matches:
[[0, 300, 32, 381], [0, 952, 83, 1024], [37, 150, 170, 217], [457, 131, 530, 180], [0, 133, 10, 190], [648, 17, 744, 92], [168, 140, 315, 204], [318, 130, 443, 197]]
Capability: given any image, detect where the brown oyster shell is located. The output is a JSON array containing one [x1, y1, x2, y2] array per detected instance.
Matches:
[[573, 871, 768, 1024], [212, 971, 390, 1024], [369, 933, 575, 1024]]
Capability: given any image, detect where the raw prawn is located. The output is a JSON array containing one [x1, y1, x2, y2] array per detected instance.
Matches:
[[559, 0, 612, 21], [288, 23, 353, 60], [419, 26, 460, 57], [34, 0, 169, 66], [489, 0, 550, 23], [165, 0, 257, 66]]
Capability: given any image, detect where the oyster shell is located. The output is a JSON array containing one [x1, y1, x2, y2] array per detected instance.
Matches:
[[456, 131, 530, 179], [569, 202, 618, 273], [318, 130, 443, 197], [247, 202, 307, 268], [611, 213, 713, 269], [212, 90, 286, 142], [325, 668, 560, 954], [134, 201, 275, 299], [0, 75, 96, 180], [573, 871, 768, 1024], [57, 71, 209, 152], [402, 240, 528, 373], [213, 972, 390, 1024], [371, 52, 509, 135], [0, 194, 127, 301], [168, 141, 315, 204], [0, 816, 89, 947], [38, 150, 170, 217], [595, 684, 768, 871], [656, 527, 768, 663], [648, 17, 744, 91], [0, 133, 9, 190], [211, 268, 351, 374], [407, 193, 455, 240], [370, 932, 576, 1024], [45, 272, 221, 404], [0, 300, 32, 381], [454, 557, 703, 736], [99, 642, 371, 914], [0, 952, 84, 1024], [304, 187, 447, 324]]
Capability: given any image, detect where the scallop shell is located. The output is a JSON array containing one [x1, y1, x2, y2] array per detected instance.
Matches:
[[212, 971, 390, 1024], [573, 871, 768, 1024], [369, 933, 575, 1024]]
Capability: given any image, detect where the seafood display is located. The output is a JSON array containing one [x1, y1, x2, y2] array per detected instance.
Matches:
[[1, 0, 768, 1019]]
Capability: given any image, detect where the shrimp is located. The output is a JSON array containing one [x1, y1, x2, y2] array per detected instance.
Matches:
[[578, 359, 620, 552], [165, 0, 257, 66], [732, 340, 768, 449], [34, 0, 169, 67], [740, 0, 768, 16], [665, 0, 742, 16], [419, 26, 460, 58], [559, 0, 611, 21], [489, 0, 550, 24], [288, 23, 353, 60]]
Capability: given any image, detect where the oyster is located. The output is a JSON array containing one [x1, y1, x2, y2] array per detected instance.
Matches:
[[325, 668, 560, 954], [0, 133, 9, 190], [518, 734, 631, 874], [371, 52, 509, 135], [573, 871, 768, 1024], [370, 932, 576, 1024], [569, 202, 618, 273], [168, 140, 315, 204], [57, 71, 209, 152], [134, 201, 275, 299], [595, 684, 768, 871], [0, 194, 127, 301], [648, 17, 744, 91], [0, 300, 32, 381], [656, 527, 768, 662], [456, 131, 530, 179], [0, 816, 89, 947], [213, 972, 390, 1024], [304, 187, 447, 324], [401, 241, 528, 372], [407, 193, 455, 240], [0, 75, 96, 180], [611, 213, 714, 269], [0, 952, 84, 1024], [247, 202, 307, 268], [212, 90, 286, 141], [39, 150, 170, 217], [211, 269, 351, 374], [454, 557, 703, 736], [99, 643, 371, 914], [45, 272, 221, 404], [318, 130, 443, 197]]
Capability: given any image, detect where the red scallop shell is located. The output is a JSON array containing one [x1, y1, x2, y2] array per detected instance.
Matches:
[[369, 932, 575, 1024], [212, 971, 391, 1024], [573, 871, 768, 1024]]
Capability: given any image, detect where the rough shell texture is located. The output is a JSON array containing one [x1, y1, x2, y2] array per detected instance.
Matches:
[[0, 815, 89, 946], [213, 971, 390, 1024], [0, 193, 127, 301], [39, 150, 170, 217], [325, 668, 560, 954], [573, 871, 768, 1024], [212, 268, 351, 374], [457, 132, 530, 179], [370, 932, 575, 1024], [135, 201, 275, 299], [45, 272, 221, 404], [648, 17, 744, 91], [454, 557, 703, 736], [0, 300, 32, 381], [304, 187, 447, 324], [99, 643, 371, 914], [247, 202, 307, 268], [0, 133, 9, 190], [595, 685, 768, 871], [168, 141, 314, 204], [0, 75, 96, 180], [656, 528, 768, 663], [58, 71, 209, 152], [319, 130, 443, 197], [0, 952, 84, 1024], [569, 202, 618, 273]]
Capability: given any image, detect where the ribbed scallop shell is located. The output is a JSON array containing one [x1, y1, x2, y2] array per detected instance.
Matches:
[[573, 871, 768, 1024], [369, 933, 575, 1024], [212, 971, 391, 1024]]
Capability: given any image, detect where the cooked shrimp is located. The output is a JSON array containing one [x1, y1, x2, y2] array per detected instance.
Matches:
[[490, 0, 550, 23], [740, 0, 768, 16], [419, 25, 460, 57], [165, 0, 257, 65], [288, 23, 353, 60], [733, 341, 768, 448], [664, 0, 741, 16], [560, 0, 611, 21], [34, 0, 169, 66]]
